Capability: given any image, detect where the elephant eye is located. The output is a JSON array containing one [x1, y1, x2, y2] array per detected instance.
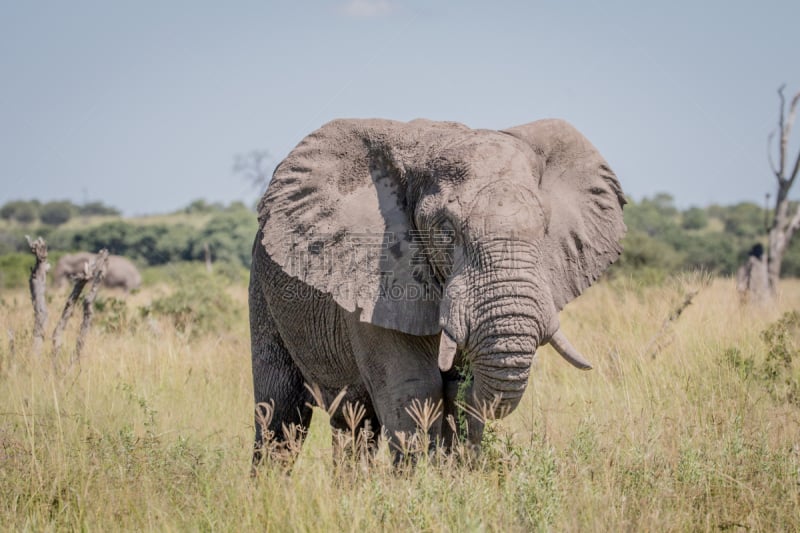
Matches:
[[435, 221, 456, 246], [427, 220, 457, 281]]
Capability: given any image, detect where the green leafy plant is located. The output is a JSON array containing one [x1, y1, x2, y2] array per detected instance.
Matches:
[[759, 311, 800, 406], [93, 296, 133, 333], [142, 273, 240, 335]]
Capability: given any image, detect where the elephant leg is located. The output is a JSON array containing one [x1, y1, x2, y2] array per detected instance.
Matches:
[[328, 388, 381, 465], [251, 351, 313, 467], [440, 367, 463, 450], [250, 281, 312, 471], [345, 314, 443, 463]]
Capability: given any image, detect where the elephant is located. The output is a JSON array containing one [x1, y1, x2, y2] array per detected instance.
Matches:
[[249, 117, 626, 465], [53, 252, 142, 292]]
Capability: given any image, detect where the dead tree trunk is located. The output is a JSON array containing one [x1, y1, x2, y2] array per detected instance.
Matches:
[[25, 236, 49, 355], [766, 85, 800, 295], [74, 250, 108, 363], [52, 256, 93, 359]]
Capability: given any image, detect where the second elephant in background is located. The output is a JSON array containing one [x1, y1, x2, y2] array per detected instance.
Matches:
[[54, 252, 142, 292]]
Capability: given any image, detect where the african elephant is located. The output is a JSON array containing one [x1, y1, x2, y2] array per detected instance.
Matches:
[[250, 118, 626, 464], [54, 252, 142, 292]]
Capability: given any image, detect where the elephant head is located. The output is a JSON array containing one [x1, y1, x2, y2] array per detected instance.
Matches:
[[259, 118, 625, 419]]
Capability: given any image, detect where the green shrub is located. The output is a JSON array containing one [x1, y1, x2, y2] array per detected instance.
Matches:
[[45, 203, 255, 268], [142, 272, 240, 335], [0, 253, 35, 289], [611, 230, 684, 281], [39, 201, 76, 226], [721, 202, 766, 239], [681, 206, 708, 230], [195, 209, 256, 267], [93, 296, 134, 333], [725, 311, 800, 408], [759, 311, 800, 406], [78, 201, 121, 216], [0, 200, 39, 224]]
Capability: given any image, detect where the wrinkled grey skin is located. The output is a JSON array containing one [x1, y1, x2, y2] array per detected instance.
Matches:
[[54, 252, 142, 292], [250, 118, 626, 464]]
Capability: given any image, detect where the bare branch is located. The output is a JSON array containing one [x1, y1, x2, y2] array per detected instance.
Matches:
[[788, 91, 800, 184], [791, 147, 800, 186], [233, 150, 274, 190], [778, 84, 786, 177], [74, 250, 109, 364], [768, 129, 780, 177], [52, 259, 92, 360]]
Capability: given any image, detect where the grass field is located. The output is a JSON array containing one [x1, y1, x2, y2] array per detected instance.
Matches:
[[1, 274, 799, 531]]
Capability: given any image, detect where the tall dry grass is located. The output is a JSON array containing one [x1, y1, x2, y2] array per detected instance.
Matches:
[[0, 274, 798, 531]]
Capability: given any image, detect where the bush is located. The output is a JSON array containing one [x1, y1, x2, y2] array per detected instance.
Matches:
[[759, 311, 800, 406], [39, 201, 76, 226], [142, 271, 241, 335], [0, 253, 34, 289], [195, 209, 256, 267], [676, 232, 739, 275], [0, 228, 30, 255], [727, 311, 800, 409], [0, 200, 39, 224], [182, 199, 223, 214], [614, 230, 684, 274], [93, 296, 134, 333], [45, 205, 255, 268], [721, 202, 766, 239], [49, 220, 135, 256], [681, 207, 708, 230], [78, 201, 121, 217]]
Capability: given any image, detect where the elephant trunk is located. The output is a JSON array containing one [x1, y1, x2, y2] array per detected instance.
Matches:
[[438, 240, 594, 420], [468, 301, 541, 417], [462, 264, 553, 418]]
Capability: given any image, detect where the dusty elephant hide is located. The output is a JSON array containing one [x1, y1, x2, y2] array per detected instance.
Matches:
[[249, 117, 626, 465]]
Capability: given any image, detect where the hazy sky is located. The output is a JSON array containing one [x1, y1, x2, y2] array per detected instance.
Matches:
[[2, 1, 799, 216]]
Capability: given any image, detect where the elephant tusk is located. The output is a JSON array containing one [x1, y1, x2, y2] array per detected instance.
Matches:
[[438, 331, 459, 372], [549, 329, 593, 370]]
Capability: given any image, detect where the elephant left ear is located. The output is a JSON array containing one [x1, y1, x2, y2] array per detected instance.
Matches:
[[257, 118, 449, 336], [502, 119, 627, 310]]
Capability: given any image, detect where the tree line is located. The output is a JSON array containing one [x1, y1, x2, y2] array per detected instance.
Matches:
[[0, 199, 121, 226], [612, 193, 800, 280], [1, 194, 798, 281], [0, 199, 254, 267]]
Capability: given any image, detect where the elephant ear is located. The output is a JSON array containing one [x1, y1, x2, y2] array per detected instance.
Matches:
[[258, 118, 443, 336], [502, 119, 627, 310]]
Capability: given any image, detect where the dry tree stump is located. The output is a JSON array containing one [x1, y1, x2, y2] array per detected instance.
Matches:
[[25, 236, 49, 356], [74, 250, 109, 364], [50, 249, 109, 369], [52, 258, 93, 358]]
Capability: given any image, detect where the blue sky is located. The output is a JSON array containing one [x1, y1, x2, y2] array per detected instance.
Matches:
[[1, 1, 799, 216]]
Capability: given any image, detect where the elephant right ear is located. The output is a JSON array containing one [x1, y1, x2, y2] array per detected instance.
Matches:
[[258, 119, 443, 336], [502, 119, 627, 311]]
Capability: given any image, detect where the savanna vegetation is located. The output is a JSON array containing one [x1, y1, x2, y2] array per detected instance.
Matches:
[[1, 196, 799, 530], [0, 199, 255, 289], [2, 193, 797, 289], [1, 271, 798, 530]]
